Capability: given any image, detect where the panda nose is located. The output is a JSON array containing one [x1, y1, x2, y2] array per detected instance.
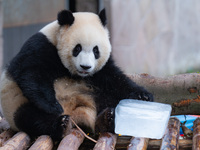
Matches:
[[80, 65, 91, 70]]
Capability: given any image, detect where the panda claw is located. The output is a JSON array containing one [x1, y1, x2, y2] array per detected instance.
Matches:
[[58, 115, 70, 129], [128, 91, 153, 101]]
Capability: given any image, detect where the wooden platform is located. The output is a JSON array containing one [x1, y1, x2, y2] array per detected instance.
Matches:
[[0, 117, 199, 150]]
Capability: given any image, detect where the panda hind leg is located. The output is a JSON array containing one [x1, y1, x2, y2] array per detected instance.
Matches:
[[14, 103, 72, 141], [95, 107, 115, 134]]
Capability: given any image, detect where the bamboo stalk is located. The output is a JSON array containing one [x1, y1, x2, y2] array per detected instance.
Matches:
[[0, 132, 30, 150], [28, 135, 53, 150], [57, 129, 84, 150], [70, 118, 97, 143], [192, 118, 200, 150], [160, 117, 180, 150], [127, 137, 149, 150], [93, 132, 117, 150]]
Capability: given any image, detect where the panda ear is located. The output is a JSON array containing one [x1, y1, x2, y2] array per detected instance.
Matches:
[[99, 9, 107, 26], [57, 10, 75, 26]]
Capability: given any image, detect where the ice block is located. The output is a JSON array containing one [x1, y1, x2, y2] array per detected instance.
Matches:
[[115, 99, 172, 139]]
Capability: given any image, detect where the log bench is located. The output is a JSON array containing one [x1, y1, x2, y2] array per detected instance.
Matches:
[[0, 73, 200, 150], [0, 117, 199, 150]]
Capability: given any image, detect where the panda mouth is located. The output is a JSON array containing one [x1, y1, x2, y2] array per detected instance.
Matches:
[[77, 71, 90, 76]]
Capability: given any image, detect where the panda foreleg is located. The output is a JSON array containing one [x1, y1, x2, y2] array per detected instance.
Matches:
[[91, 57, 154, 103], [14, 103, 72, 141], [8, 67, 64, 115]]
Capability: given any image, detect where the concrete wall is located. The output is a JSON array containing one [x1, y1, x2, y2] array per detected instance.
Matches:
[[0, 0, 2, 74], [3, 0, 66, 28], [3, 0, 66, 67], [76, 0, 98, 13], [106, 0, 200, 77]]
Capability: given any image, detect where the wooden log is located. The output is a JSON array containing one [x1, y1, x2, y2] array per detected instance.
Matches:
[[116, 136, 193, 150], [0, 132, 30, 150], [28, 135, 53, 150], [115, 136, 132, 149], [192, 117, 200, 150], [0, 129, 15, 146], [148, 139, 193, 150], [129, 73, 200, 115], [160, 117, 180, 150], [127, 137, 149, 150], [93, 132, 117, 150], [57, 129, 84, 150]]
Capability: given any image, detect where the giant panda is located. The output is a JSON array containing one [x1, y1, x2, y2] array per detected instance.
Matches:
[[0, 9, 153, 141]]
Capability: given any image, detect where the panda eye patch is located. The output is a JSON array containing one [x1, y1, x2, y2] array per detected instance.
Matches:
[[73, 44, 82, 57], [93, 46, 100, 59]]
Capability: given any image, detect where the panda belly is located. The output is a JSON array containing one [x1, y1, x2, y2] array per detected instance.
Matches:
[[0, 71, 28, 131], [0, 73, 96, 133], [54, 78, 96, 131]]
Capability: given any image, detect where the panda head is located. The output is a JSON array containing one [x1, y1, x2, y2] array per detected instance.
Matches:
[[55, 10, 111, 77]]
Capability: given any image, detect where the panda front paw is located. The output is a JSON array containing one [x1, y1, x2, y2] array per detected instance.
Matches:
[[128, 91, 154, 102], [51, 115, 71, 141]]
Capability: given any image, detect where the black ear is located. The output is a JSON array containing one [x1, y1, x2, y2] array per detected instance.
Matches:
[[57, 10, 74, 26], [99, 9, 107, 26]]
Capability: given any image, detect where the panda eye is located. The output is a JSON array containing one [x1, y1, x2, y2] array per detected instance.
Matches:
[[73, 44, 82, 57], [93, 46, 100, 59]]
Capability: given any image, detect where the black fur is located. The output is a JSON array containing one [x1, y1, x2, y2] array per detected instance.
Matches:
[[7, 33, 70, 115], [57, 10, 74, 26], [99, 9, 107, 26], [14, 103, 70, 141], [7, 32, 153, 140], [86, 57, 153, 113]]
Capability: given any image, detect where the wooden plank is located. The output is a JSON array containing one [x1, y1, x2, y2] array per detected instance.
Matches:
[[0, 132, 30, 150], [57, 129, 84, 150], [127, 137, 149, 150], [93, 132, 117, 150], [112, 132, 193, 149], [0, 129, 15, 147], [160, 117, 180, 150], [28, 135, 53, 150], [192, 118, 200, 150]]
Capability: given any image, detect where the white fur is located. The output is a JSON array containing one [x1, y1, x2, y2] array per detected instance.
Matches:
[[74, 51, 95, 77], [40, 12, 112, 77], [0, 71, 28, 131], [39, 21, 59, 46]]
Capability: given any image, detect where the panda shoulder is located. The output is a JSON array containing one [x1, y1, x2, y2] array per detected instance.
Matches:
[[19, 21, 59, 54], [39, 21, 59, 46]]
